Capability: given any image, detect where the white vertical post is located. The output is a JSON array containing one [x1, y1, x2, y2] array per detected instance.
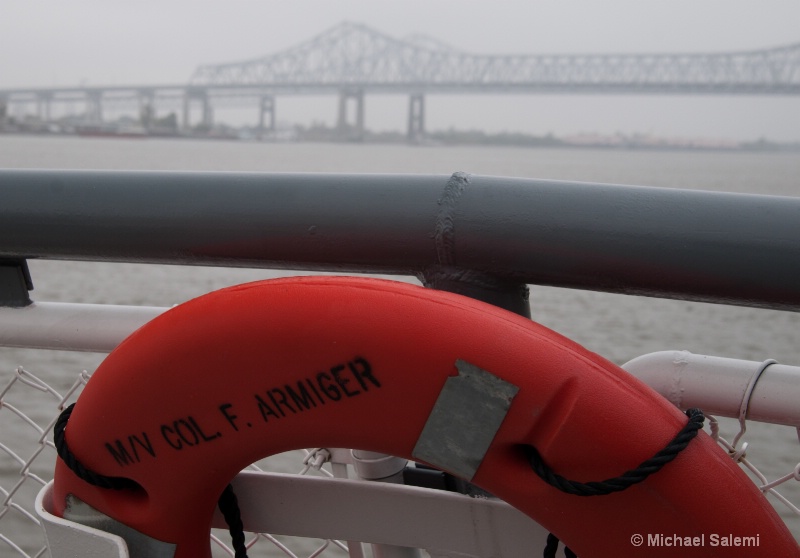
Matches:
[[351, 451, 423, 558]]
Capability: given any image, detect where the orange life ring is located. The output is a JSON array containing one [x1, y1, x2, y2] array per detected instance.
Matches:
[[53, 276, 798, 557]]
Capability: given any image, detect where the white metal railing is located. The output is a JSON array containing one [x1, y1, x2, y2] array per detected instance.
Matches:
[[624, 351, 800, 521]]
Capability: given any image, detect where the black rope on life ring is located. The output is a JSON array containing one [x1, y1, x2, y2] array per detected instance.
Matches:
[[526, 407, 705, 496], [55, 403, 249, 558], [532, 407, 705, 557]]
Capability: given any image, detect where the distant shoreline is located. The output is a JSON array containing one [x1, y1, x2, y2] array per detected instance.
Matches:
[[1, 125, 798, 153]]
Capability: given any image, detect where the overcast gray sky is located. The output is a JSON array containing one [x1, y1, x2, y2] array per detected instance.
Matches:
[[2, 0, 800, 140]]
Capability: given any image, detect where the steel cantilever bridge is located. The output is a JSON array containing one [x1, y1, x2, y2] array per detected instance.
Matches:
[[2, 21, 800, 140]]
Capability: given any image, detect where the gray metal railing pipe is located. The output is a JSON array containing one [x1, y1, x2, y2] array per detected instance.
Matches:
[[1, 169, 799, 311]]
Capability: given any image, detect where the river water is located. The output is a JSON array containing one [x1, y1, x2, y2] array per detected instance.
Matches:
[[1, 135, 799, 554]]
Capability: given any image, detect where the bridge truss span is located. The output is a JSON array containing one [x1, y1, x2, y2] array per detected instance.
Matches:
[[189, 21, 800, 95]]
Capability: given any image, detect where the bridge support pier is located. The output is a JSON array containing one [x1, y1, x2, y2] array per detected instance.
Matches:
[[86, 92, 103, 123], [140, 90, 156, 131], [181, 91, 194, 134], [202, 95, 214, 130], [337, 89, 364, 141], [183, 88, 214, 133], [37, 93, 52, 123], [407, 93, 425, 144], [258, 94, 275, 139], [181, 95, 190, 132]]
